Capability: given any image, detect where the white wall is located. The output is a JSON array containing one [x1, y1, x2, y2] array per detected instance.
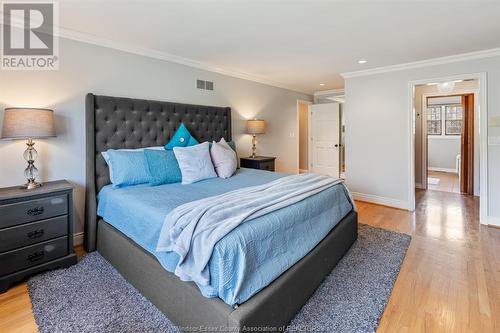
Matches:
[[344, 55, 500, 225], [428, 137, 460, 171], [0, 38, 311, 235]]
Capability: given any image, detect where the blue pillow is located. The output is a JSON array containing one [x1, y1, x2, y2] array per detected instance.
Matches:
[[144, 149, 182, 185], [165, 123, 199, 150], [105, 150, 150, 187]]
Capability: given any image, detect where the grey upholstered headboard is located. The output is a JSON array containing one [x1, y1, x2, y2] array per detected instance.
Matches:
[[84, 93, 232, 251]]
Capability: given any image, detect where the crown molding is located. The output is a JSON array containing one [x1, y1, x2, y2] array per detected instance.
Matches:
[[1, 12, 310, 95], [341, 48, 500, 79], [59, 27, 311, 95], [313, 88, 345, 97], [60, 28, 312, 95]]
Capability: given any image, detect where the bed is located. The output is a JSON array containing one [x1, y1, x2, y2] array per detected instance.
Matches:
[[84, 93, 358, 332]]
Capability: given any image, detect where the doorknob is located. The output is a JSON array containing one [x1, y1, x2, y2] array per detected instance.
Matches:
[[334, 144, 339, 148]]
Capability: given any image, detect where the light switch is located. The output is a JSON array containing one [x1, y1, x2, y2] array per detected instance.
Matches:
[[488, 136, 500, 146], [489, 116, 500, 127]]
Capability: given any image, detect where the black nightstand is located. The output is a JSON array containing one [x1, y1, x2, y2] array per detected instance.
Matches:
[[0, 180, 77, 292], [240, 156, 276, 172]]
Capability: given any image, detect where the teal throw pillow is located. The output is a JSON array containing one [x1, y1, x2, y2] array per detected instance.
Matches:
[[165, 123, 199, 150]]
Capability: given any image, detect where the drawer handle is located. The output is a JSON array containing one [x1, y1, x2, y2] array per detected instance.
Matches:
[[27, 250, 45, 262], [27, 229, 45, 239], [27, 206, 45, 216]]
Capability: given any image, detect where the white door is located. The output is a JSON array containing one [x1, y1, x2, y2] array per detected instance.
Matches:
[[310, 103, 340, 177]]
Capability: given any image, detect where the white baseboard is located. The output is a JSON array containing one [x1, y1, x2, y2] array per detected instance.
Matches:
[[487, 216, 500, 227], [73, 232, 84, 246], [428, 167, 457, 173], [351, 192, 409, 210]]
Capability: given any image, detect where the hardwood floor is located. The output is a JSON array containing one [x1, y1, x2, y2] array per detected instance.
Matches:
[[361, 190, 499, 332], [428, 170, 460, 193], [0, 247, 85, 333], [0, 191, 498, 332]]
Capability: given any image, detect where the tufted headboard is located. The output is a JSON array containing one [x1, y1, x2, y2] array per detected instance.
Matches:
[[84, 93, 232, 251]]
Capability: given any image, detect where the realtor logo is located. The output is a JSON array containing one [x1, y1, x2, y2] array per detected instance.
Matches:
[[1, 1, 59, 70]]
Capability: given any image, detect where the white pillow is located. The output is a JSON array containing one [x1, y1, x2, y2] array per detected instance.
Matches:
[[210, 138, 237, 179], [173, 142, 217, 184]]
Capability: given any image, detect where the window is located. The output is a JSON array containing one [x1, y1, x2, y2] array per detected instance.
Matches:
[[426, 104, 463, 136], [445, 105, 463, 135], [427, 106, 442, 135]]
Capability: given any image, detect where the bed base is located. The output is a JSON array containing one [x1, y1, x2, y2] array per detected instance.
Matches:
[[97, 210, 357, 332]]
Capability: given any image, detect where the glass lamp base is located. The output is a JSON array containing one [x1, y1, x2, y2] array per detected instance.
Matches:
[[23, 139, 42, 190], [25, 179, 42, 190], [251, 135, 257, 158]]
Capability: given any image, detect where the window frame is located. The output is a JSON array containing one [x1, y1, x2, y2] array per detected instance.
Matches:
[[444, 104, 463, 136], [426, 103, 463, 137], [426, 106, 442, 136]]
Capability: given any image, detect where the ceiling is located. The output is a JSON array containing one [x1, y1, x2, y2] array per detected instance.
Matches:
[[53, 1, 500, 93]]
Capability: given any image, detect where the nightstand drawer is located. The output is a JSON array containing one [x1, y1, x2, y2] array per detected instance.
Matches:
[[0, 194, 68, 228], [0, 236, 68, 276], [260, 161, 275, 171], [240, 156, 276, 172], [0, 215, 68, 252]]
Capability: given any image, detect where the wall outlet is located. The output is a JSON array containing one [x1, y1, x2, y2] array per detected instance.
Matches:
[[488, 136, 500, 146]]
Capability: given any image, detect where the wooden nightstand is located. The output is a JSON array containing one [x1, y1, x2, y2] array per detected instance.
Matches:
[[0, 180, 77, 292], [240, 156, 276, 172]]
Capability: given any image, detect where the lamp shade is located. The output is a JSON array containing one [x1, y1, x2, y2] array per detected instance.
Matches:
[[1, 108, 56, 139], [246, 119, 266, 135]]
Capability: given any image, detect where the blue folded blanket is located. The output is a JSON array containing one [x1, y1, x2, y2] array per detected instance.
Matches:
[[157, 173, 345, 286]]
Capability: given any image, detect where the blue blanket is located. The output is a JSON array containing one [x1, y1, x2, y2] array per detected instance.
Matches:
[[97, 168, 353, 306]]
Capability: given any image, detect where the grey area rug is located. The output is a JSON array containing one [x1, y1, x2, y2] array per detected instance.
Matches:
[[28, 224, 410, 333]]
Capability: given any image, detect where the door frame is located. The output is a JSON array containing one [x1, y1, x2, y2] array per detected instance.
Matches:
[[421, 89, 479, 192], [408, 72, 488, 225], [296, 99, 313, 174]]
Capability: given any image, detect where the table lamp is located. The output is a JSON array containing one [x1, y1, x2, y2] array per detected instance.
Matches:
[[1, 108, 56, 189], [246, 119, 266, 158]]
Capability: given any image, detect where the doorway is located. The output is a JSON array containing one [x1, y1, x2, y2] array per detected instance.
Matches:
[[421, 92, 475, 194], [409, 73, 488, 225], [297, 100, 312, 174], [296, 100, 341, 178]]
